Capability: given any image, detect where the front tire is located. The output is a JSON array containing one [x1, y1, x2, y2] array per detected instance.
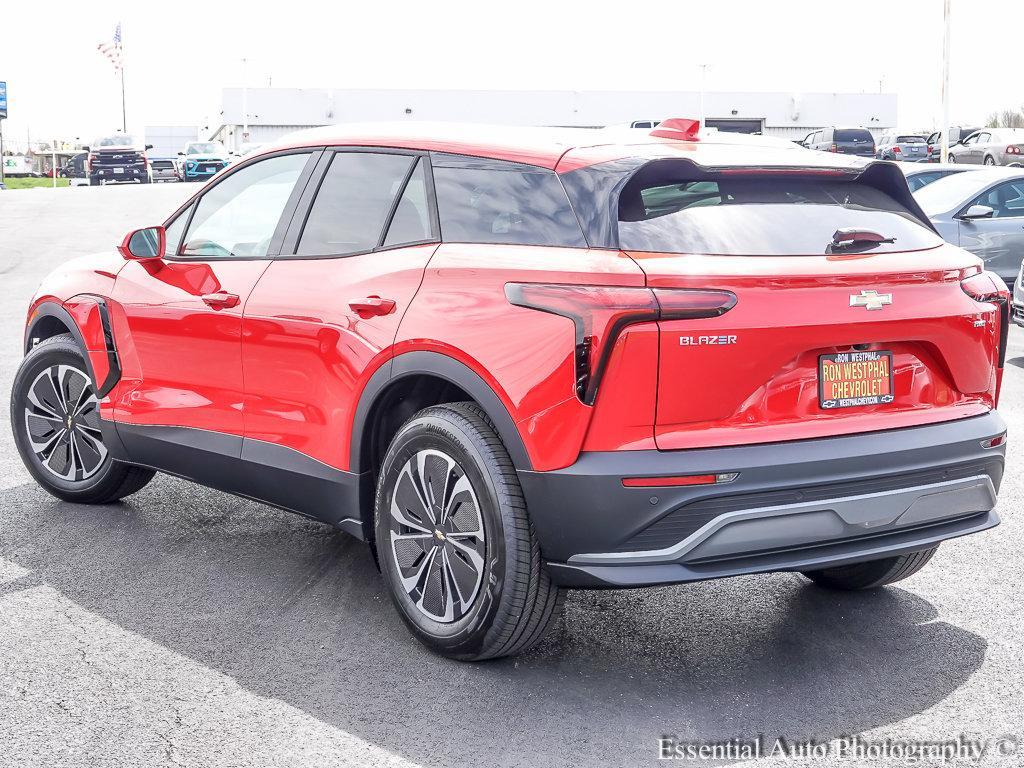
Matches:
[[375, 402, 564, 661], [801, 546, 938, 590], [11, 334, 155, 504]]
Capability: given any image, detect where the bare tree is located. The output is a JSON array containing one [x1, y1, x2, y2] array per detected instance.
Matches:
[[987, 108, 1024, 128]]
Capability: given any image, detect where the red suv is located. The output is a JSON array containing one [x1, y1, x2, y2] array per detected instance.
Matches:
[[12, 119, 1008, 660]]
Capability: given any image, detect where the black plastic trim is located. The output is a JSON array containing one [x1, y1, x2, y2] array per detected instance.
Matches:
[[110, 421, 365, 534], [350, 351, 532, 473]]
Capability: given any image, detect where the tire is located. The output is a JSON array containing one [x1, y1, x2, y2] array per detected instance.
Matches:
[[801, 546, 938, 590], [984, 156, 997, 166], [375, 402, 564, 661], [947, 154, 956, 163], [11, 334, 155, 504]]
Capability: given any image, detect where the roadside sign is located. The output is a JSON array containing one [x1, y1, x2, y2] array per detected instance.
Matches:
[[0, 81, 7, 119]]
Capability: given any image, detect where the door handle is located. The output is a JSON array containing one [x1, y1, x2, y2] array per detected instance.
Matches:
[[349, 295, 396, 318], [201, 291, 240, 309]]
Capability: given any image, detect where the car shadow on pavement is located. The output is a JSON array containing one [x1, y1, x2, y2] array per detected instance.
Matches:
[[2, 478, 987, 767]]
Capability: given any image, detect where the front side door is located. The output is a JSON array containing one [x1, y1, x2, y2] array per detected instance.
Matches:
[[958, 178, 1024, 285], [242, 149, 439, 478], [110, 151, 315, 438]]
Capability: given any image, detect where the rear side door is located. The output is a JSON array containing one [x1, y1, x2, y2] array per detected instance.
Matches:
[[110, 150, 316, 439], [958, 178, 1024, 285], [241, 149, 439, 479]]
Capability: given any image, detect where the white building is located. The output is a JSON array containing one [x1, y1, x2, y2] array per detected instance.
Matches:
[[144, 125, 201, 159], [209, 88, 898, 152]]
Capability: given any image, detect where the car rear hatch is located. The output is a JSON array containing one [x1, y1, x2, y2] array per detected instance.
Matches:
[[612, 161, 1005, 451], [834, 129, 875, 156], [897, 136, 928, 159]]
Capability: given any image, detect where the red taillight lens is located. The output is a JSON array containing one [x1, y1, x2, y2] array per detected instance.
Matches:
[[1007, 146, 1021, 155], [505, 283, 736, 404], [961, 270, 1010, 370], [892, 146, 902, 153], [87, 154, 97, 171], [829, 143, 838, 152], [961, 271, 1008, 303]]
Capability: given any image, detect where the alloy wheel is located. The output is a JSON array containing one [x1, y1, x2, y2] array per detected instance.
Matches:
[[388, 448, 487, 623], [23, 364, 107, 482]]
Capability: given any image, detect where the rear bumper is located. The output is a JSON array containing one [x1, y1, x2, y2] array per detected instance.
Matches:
[[519, 412, 1006, 588]]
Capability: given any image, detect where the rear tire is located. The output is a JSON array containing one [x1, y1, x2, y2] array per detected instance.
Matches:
[[11, 334, 155, 504], [984, 155, 997, 166], [801, 546, 938, 590], [375, 402, 564, 660]]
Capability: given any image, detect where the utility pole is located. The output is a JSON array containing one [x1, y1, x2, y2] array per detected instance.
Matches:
[[241, 57, 248, 151], [940, 0, 951, 163], [698, 64, 709, 132]]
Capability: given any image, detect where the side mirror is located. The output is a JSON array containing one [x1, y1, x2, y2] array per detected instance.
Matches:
[[82, 145, 90, 152], [144, 144, 154, 150], [177, 151, 185, 156], [958, 205, 995, 221], [118, 226, 165, 260]]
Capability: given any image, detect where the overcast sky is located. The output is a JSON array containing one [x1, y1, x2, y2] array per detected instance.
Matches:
[[0, 0, 1018, 148]]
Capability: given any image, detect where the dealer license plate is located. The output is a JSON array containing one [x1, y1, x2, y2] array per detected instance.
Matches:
[[818, 351, 895, 409]]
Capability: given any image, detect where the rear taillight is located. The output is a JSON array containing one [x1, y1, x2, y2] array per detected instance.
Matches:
[[87, 154, 97, 171], [892, 146, 902, 154], [829, 143, 838, 152], [961, 270, 1010, 369], [1007, 146, 1021, 155], [505, 283, 736, 404]]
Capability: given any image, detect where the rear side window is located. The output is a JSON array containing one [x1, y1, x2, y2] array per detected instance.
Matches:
[[835, 129, 873, 143], [298, 152, 416, 256], [617, 175, 942, 256], [432, 160, 586, 247]]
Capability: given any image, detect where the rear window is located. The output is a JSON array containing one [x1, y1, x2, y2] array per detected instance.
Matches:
[[834, 129, 873, 143], [617, 175, 941, 256], [897, 135, 926, 144], [432, 160, 586, 247]]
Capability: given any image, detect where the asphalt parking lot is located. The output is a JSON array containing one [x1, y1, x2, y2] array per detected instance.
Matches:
[[1, 185, 1023, 767]]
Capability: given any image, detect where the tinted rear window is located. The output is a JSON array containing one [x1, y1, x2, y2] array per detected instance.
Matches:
[[834, 129, 873, 143], [618, 176, 941, 256], [897, 135, 926, 144], [433, 161, 586, 247]]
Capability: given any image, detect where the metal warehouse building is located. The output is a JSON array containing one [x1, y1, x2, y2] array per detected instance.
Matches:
[[208, 88, 897, 152]]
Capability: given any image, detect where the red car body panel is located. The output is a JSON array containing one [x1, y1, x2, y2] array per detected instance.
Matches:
[[241, 243, 439, 469], [393, 243, 647, 471], [108, 259, 271, 435]]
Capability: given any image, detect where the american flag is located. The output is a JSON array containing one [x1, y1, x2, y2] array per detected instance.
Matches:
[[97, 23, 123, 71]]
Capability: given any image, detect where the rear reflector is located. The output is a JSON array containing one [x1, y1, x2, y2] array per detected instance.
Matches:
[[622, 472, 739, 488], [980, 434, 1006, 449]]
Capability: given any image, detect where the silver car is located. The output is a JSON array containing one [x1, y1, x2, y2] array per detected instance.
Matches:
[[948, 128, 1024, 167], [901, 162, 973, 192], [876, 132, 929, 162], [915, 167, 1024, 287]]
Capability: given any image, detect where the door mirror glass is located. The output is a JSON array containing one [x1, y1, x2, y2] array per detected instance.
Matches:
[[118, 226, 166, 260], [959, 204, 995, 220]]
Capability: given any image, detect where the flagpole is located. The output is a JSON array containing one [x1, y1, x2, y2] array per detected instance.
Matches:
[[119, 23, 126, 132], [120, 65, 127, 133]]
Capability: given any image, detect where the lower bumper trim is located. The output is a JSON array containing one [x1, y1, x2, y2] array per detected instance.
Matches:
[[548, 509, 999, 588]]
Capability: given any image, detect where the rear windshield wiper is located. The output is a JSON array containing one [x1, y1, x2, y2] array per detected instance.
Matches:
[[829, 228, 896, 252]]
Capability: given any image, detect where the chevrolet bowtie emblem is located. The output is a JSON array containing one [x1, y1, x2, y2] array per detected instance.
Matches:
[[850, 290, 893, 310]]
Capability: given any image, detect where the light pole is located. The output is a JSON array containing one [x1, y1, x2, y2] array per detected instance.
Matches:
[[241, 57, 248, 152], [940, 0, 951, 163], [698, 64, 709, 132]]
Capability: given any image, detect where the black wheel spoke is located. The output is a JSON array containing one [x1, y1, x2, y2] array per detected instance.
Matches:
[[23, 363, 107, 482], [389, 448, 486, 623]]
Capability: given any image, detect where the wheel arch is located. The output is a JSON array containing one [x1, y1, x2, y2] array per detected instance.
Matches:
[[351, 351, 532, 480], [25, 299, 121, 398]]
